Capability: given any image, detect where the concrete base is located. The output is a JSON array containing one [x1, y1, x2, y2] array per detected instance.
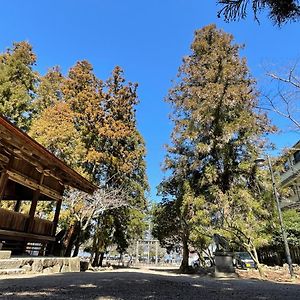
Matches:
[[214, 251, 236, 278], [0, 257, 80, 275], [214, 270, 238, 278], [0, 250, 11, 259]]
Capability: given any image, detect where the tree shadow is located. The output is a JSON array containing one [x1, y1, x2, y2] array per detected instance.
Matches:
[[0, 269, 299, 299]]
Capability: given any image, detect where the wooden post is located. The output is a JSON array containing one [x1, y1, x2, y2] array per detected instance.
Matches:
[[14, 199, 22, 212], [0, 155, 13, 206], [27, 190, 40, 233], [0, 172, 9, 204]]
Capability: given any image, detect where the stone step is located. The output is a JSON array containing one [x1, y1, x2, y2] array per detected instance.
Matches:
[[0, 259, 23, 269], [0, 268, 26, 275], [0, 251, 11, 259]]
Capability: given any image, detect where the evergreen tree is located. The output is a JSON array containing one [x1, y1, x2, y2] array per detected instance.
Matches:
[[93, 66, 148, 257], [29, 102, 88, 177], [158, 24, 275, 274], [62, 62, 148, 258], [103, 66, 148, 206], [0, 41, 38, 130], [33, 66, 64, 115]]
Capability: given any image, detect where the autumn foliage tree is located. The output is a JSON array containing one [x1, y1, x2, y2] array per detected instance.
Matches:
[[155, 24, 275, 273], [0, 41, 148, 258]]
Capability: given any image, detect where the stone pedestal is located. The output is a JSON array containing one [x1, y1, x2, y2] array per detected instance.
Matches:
[[214, 251, 237, 278]]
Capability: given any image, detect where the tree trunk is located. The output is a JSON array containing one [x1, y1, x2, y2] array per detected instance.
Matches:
[[72, 237, 80, 257], [93, 249, 100, 267], [99, 252, 105, 267], [180, 235, 189, 273], [247, 246, 264, 277], [252, 247, 264, 277], [64, 225, 76, 257], [64, 222, 80, 257]]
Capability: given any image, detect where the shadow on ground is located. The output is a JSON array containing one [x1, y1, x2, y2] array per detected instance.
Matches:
[[0, 269, 299, 299]]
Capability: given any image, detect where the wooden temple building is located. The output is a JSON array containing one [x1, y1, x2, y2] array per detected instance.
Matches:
[[0, 115, 96, 254]]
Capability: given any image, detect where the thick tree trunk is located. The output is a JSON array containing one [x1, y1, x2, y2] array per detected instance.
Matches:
[[180, 235, 189, 273], [64, 222, 80, 257], [64, 225, 76, 257], [93, 249, 100, 267], [72, 237, 80, 257], [99, 252, 105, 267]]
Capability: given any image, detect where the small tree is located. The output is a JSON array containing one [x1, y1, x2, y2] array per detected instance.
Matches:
[[61, 187, 130, 257]]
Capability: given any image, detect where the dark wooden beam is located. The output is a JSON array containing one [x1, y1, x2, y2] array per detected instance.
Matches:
[[0, 229, 55, 242], [0, 172, 9, 201], [0, 155, 13, 206], [1, 198, 56, 201], [14, 199, 22, 212], [7, 170, 62, 201]]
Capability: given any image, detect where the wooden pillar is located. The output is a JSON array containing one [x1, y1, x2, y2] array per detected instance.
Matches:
[[0, 156, 13, 206], [14, 199, 22, 212], [0, 172, 9, 203], [26, 173, 44, 233], [26, 190, 40, 233]]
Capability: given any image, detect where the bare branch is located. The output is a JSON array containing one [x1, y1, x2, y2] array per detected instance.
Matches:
[[267, 72, 300, 89], [63, 186, 130, 231]]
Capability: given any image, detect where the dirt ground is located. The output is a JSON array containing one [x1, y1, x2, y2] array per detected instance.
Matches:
[[235, 265, 300, 283], [0, 266, 300, 300]]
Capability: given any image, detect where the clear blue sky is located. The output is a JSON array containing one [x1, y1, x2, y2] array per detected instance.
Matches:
[[1, 0, 299, 201]]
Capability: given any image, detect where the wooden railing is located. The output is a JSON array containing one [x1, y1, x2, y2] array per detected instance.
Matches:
[[0, 208, 28, 232], [0, 208, 53, 236], [31, 217, 53, 236]]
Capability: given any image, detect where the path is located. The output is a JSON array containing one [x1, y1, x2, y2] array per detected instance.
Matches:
[[0, 267, 299, 299]]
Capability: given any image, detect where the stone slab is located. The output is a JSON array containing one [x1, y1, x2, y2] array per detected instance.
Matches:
[[0, 268, 26, 275], [0, 251, 11, 259], [0, 257, 80, 274]]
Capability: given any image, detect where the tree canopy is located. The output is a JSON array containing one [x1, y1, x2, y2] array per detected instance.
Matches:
[[0, 41, 38, 130], [0, 41, 149, 259], [217, 0, 300, 25]]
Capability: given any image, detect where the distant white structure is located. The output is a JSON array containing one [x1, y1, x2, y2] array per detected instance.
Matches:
[[279, 140, 300, 209]]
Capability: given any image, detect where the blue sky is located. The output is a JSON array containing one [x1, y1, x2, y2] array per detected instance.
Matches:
[[1, 0, 299, 201]]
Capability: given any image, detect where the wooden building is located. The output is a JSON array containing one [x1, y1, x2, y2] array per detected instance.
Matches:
[[0, 115, 96, 254]]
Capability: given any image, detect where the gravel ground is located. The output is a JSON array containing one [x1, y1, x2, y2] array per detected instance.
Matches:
[[0, 267, 299, 300]]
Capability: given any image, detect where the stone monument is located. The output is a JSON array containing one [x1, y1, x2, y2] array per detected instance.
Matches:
[[213, 234, 236, 278]]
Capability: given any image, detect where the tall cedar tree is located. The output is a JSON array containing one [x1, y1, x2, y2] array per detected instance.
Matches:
[[63, 60, 105, 181], [96, 67, 148, 256], [62, 62, 148, 257], [0, 41, 38, 130], [34, 66, 64, 115], [157, 25, 274, 274]]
